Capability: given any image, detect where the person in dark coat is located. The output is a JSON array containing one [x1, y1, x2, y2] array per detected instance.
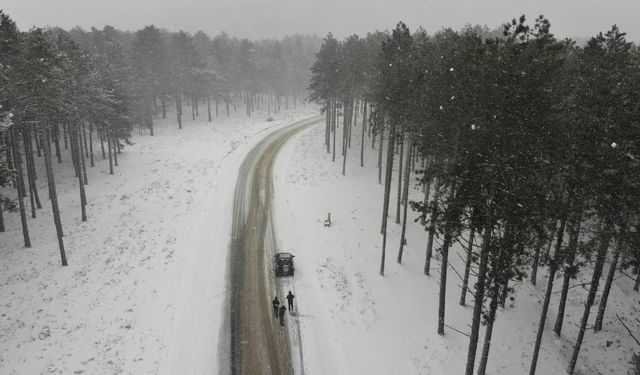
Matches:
[[272, 296, 280, 318], [278, 305, 287, 326], [286, 290, 295, 312]]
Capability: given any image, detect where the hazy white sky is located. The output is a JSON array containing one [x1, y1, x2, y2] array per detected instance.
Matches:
[[2, 0, 639, 41]]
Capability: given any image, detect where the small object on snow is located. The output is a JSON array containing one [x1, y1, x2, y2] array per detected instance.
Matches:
[[278, 305, 286, 326], [324, 212, 331, 227], [272, 296, 280, 318], [286, 290, 295, 312]]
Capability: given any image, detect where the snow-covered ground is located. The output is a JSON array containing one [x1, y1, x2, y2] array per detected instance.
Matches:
[[0, 104, 319, 375], [2, 103, 637, 375], [274, 121, 640, 375]]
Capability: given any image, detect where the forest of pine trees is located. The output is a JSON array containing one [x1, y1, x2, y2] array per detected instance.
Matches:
[[309, 16, 640, 375], [0, 10, 320, 264]]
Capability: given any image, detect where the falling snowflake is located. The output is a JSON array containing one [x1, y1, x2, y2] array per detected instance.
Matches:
[[449, 67, 454, 72], [471, 124, 476, 130], [439, 105, 443, 110], [611, 142, 618, 148]]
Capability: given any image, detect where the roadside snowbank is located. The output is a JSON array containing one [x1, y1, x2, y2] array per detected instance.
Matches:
[[274, 122, 639, 375], [0, 105, 318, 375]]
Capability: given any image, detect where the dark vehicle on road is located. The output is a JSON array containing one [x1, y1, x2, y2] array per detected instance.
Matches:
[[274, 252, 295, 276]]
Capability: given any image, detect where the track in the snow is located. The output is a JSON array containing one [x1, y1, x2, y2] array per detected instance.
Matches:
[[223, 116, 322, 375]]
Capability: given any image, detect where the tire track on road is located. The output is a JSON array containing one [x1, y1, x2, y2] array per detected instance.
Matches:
[[223, 116, 322, 375]]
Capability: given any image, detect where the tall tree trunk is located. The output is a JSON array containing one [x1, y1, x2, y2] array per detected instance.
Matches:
[[79, 126, 88, 185], [543, 219, 558, 263], [13, 130, 27, 198], [147, 99, 154, 136], [100, 128, 106, 160], [424, 178, 441, 275], [4, 133, 16, 187], [161, 99, 166, 118], [529, 197, 570, 375], [361, 101, 367, 167], [530, 229, 545, 286], [341, 100, 349, 175], [34, 126, 41, 157], [567, 222, 613, 374], [332, 100, 337, 162], [371, 121, 376, 148], [72, 126, 87, 222], [349, 100, 356, 148], [465, 199, 493, 375], [63, 123, 68, 150], [477, 282, 501, 375], [207, 95, 212, 122], [377, 125, 384, 184], [325, 101, 331, 153], [395, 132, 404, 224], [460, 222, 476, 306], [594, 226, 625, 332], [0, 196, 4, 232], [177, 95, 183, 129], [215, 99, 219, 117], [23, 127, 42, 215], [82, 122, 89, 158], [71, 127, 79, 178], [437, 182, 456, 336], [89, 123, 94, 167], [379, 119, 396, 276], [24, 132, 36, 218], [113, 133, 118, 166], [53, 123, 61, 163], [11, 126, 31, 247], [107, 129, 114, 175], [554, 207, 583, 336], [397, 141, 412, 264], [420, 167, 432, 226], [42, 125, 67, 266]]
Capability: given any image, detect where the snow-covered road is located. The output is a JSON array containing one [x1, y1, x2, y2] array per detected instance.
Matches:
[[223, 116, 322, 375]]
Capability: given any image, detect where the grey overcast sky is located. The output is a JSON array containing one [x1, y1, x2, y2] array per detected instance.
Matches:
[[2, 0, 639, 41]]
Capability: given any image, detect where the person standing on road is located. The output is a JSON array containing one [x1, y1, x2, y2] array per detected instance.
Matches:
[[272, 296, 280, 318], [278, 305, 287, 326], [286, 291, 295, 312]]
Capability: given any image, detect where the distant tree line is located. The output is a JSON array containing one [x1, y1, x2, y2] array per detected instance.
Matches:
[[309, 16, 640, 375], [0, 9, 320, 265]]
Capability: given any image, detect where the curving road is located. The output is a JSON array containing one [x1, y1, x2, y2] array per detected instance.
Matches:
[[223, 116, 322, 375]]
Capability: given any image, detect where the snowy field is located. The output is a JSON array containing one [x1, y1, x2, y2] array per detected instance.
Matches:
[[274, 122, 640, 375], [0, 104, 319, 375]]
